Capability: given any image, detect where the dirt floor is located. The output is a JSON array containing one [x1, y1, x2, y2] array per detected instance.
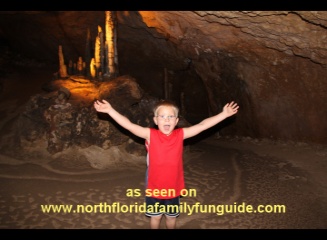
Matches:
[[0, 64, 326, 231]]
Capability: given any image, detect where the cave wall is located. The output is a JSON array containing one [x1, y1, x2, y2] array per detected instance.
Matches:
[[0, 11, 326, 144]]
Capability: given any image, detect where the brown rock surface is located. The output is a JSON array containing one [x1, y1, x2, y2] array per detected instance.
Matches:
[[1, 11, 326, 144]]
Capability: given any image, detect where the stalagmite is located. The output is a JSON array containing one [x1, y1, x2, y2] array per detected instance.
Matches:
[[56, 12, 120, 81], [113, 11, 119, 76], [73, 63, 77, 74], [77, 57, 83, 75], [58, 45, 68, 78], [68, 60, 73, 75], [94, 27, 101, 77], [105, 11, 116, 78], [83, 62, 86, 75], [99, 29, 105, 78], [104, 43, 109, 76], [90, 58, 96, 78]]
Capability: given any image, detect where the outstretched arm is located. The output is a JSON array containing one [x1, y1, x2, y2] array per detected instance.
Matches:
[[183, 101, 239, 139], [94, 100, 150, 140]]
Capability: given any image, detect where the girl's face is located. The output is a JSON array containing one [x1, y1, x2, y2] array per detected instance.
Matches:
[[153, 106, 179, 136]]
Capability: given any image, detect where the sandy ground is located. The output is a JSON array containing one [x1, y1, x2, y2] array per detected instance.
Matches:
[[0, 65, 327, 230]]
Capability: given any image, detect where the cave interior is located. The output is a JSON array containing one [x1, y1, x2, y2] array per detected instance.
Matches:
[[0, 11, 326, 160]]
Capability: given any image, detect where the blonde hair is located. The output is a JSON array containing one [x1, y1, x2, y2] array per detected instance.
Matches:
[[153, 99, 179, 117]]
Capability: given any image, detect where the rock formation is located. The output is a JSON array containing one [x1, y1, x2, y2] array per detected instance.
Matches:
[[0, 11, 326, 144]]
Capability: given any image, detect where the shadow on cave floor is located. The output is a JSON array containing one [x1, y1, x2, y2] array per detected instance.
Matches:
[[0, 65, 327, 229]]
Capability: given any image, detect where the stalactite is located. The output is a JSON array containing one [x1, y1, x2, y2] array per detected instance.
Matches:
[[57, 12, 120, 80], [58, 45, 68, 78], [94, 28, 101, 78], [104, 42, 109, 77], [113, 11, 119, 77], [105, 11, 115, 78], [99, 28, 105, 79]]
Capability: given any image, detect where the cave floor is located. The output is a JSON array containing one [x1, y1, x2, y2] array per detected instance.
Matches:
[[0, 137, 326, 230]]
